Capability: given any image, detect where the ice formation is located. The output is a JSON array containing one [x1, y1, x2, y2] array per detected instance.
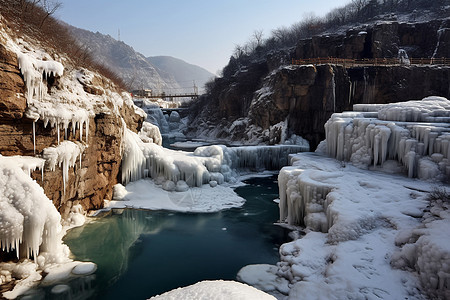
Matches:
[[134, 100, 170, 134], [325, 96, 450, 181], [243, 152, 445, 299], [138, 122, 162, 146], [149, 280, 276, 300], [0, 156, 63, 260], [14, 48, 144, 148], [107, 179, 245, 213], [121, 126, 308, 187], [261, 97, 450, 299], [42, 141, 85, 194]]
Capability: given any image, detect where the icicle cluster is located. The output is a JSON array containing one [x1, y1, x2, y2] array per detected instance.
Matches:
[[17, 52, 64, 106], [42, 141, 85, 194], [0, 156, 62, 259], [325, 96, 450, 180], [17, 52, 92, 149]]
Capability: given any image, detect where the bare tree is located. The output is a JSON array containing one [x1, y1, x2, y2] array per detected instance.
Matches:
[[39, 0, 62, 28], [252, 29, 264, 47]]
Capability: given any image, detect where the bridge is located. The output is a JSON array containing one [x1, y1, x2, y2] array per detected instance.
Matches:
[[147, 93, 199, 101], [292, 57, 450, 67]]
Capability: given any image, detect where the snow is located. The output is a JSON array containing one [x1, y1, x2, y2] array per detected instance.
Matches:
[[238, 97, 450, 299], [149, 280, 276, 300], [0, 155, 64, 260], [239, 152, 443, 299], [106, 179, 245, 213], [0, 156, 92, 299]]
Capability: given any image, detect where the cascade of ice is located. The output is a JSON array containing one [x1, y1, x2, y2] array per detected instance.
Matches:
[[279, 97, 450, 232], [325, 97, 450, 180], [432, 27, 445, 59], [42, 141, 85, 195], [17, 52, 92, 145], [135, 100, 170, 134], [0, 156, 62, 259], [120, 123, 310, 187]]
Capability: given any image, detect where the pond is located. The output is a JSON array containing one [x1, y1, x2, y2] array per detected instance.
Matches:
[[34, 174, 289, 299]]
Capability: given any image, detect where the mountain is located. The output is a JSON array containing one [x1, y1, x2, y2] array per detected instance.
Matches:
[[67, 25, 214, 93], [147, 56, 214, 93]]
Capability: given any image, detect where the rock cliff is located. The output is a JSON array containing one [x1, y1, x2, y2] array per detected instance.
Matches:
[[187, 19, 450, 149], [0, 26, 144, 217]]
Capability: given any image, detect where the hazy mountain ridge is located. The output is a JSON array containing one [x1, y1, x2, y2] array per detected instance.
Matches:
[[147, 56, 215, 93], [67, 25, 213, 93]]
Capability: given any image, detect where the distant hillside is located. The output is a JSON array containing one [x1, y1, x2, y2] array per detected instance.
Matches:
[[147, 56, 214, 93], [67, 25, 213, 93]]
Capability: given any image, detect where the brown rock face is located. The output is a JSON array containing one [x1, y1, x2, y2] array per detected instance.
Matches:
[[247, 64, 450, 149], [187, 19, 450, 149], [0, 41, 143, 216], [0, 43, 26, 120]]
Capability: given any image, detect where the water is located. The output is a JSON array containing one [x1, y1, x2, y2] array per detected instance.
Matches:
[[36, 175, 289, 299]]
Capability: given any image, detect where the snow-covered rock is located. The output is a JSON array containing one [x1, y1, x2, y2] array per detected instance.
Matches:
[[149, 280, 276, 300]]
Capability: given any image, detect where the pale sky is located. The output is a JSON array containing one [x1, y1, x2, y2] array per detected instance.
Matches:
[[56, 0, 351, 74]]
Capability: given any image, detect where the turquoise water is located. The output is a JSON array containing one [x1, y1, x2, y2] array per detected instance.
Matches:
[[30, 175, 289, 299]]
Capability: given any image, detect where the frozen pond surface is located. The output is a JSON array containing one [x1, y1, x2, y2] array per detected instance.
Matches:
[[59, 174, 289, 299]]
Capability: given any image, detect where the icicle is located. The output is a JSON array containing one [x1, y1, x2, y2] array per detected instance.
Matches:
[[57, 122, 60, 144], [79, 121, 83, 143], [33, 121, 36, 155]]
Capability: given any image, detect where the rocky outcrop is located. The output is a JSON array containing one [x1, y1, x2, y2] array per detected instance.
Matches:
[[295, 20, 450, 60], [187, 18, 450, 149], [0, 39, 144, 217], [247, 64, 450, 149]]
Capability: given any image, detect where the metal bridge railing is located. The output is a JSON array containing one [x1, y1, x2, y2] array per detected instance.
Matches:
[[291, 57, 450, 67]]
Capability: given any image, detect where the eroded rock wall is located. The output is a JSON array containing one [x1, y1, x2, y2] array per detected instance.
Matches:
[[0, 40, 144, 217], [247, 64, 450, 149]]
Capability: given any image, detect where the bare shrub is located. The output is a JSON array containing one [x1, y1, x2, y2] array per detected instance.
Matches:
[[428, 187, 450, 204], [1, 0, 126, 90]]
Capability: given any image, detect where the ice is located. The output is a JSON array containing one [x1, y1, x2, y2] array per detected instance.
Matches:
[[71, 262, 97, 276], [260, 97, 450, 299], [13, 48, 144, 146], [0, 156, 64, 261], [17, 52, 64, 106], [139, 121, 162, 146], [149, 280, 276, 300], [42, 141, 84, 194], [121, 123, 308, 187], [135, 100, 170, 134], [325, 97, 450, 180], [248, 152, 440, 299], [107, 178, 245, 213]]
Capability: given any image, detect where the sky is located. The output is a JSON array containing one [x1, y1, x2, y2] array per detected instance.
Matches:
[[56, 0, 351, 75]]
